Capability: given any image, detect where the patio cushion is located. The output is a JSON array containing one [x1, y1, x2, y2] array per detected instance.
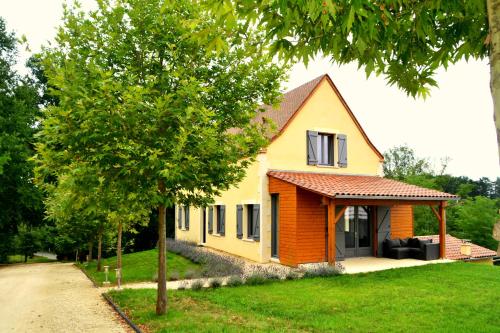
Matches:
[[409, 248, 424, 257], [419, 239, 432, 250], [387, 239, 401, 249], [407, 238, 420, 248], [389, 247, 411, 259], [400, 238, 409, 247]]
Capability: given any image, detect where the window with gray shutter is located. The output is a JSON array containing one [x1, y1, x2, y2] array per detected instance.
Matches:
[[184, 206, 190, 230], [208, 206, 213, 234], [337, 134, 347, 167], [177, 206, 182, 229], [306, 130, 318, 165], [252, 204, 260, 241], [236, 205, 243, 239]]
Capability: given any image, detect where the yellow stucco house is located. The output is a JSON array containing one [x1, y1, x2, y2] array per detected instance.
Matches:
[[175, 74, 460, 267]]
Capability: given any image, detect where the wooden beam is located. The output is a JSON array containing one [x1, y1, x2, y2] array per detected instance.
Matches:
[[334, 199, 442, 207], [439, 201, 447, 259], [334, 206, 347, 224], [327, 200, 336, 265], [430, 206, 442, 223]]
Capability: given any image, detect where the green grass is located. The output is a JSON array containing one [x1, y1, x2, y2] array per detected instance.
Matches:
[[109, 263, 500, 333], [80, 249, 202, 286], [6, 255, 56, 264]]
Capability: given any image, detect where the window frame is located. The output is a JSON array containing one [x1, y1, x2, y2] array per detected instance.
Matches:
[[246, 204, 254, 239], [317, 132, 334, 166]]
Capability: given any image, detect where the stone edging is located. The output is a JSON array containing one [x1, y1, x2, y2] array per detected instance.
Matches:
[[102, 293, 143, 333]]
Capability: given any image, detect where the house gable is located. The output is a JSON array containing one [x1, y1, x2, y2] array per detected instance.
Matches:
[[265, 75, 383, 175]]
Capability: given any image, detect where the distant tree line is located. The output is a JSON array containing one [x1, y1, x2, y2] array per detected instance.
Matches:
[[384, 145, 500, 250]]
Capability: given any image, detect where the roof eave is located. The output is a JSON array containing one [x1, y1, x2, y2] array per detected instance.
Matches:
[[335, 194, 459, 201]]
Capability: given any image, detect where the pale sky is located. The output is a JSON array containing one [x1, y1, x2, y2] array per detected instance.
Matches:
[[1, 0, 499, 179]]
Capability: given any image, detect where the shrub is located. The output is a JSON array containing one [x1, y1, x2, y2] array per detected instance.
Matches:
[[168, 271, 180, 281], [177, 281, 188, 290], [190, 280, 204, 290], [245, 273, 269, 286], [167, 239, 243, 277], [209, 278, 222, 288], [226, 275, 243, 287], [285, 271, 300, 280], [183, 269, 197, 280], [152, 271, 158, 282], [303, 265, 342, 278]]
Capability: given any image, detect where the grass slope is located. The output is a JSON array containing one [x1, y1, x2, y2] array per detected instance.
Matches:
[[82, 249, 201, 286], [109, 263, 500, 333]]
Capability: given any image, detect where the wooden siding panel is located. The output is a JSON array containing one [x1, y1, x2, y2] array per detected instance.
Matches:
[[296, 188, 327, 264], [269, 177, 297, 266], [391, 205, 414, 239]]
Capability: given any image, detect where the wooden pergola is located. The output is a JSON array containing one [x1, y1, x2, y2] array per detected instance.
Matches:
[[326, 198, 448, 265]]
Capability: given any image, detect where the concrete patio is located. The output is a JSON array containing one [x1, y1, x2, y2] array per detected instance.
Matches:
[[342, 256, 454, 274]]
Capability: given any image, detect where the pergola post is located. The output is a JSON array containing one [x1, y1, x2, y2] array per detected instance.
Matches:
[[327, 199, 335, 265], [439, 201, 447, 259]]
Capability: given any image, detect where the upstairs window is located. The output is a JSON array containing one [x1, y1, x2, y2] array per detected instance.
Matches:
[[307, 130, 347, 168], [317, 133, 333, 165]]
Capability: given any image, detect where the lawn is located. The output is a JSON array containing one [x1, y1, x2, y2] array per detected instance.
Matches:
[[6, 255, 56, 264], [109, 263, 500, 333], [81, 249, 202, 286]]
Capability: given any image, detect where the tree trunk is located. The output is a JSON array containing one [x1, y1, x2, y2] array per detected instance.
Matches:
[[75, 249, 78, 263], [87, 241, 93, 263], [117, 220, 123, 288], [156, 180, 167, 315], [487, 0, 500, 162], [24, 253, 27, 263], [97, 226, 103, 272]]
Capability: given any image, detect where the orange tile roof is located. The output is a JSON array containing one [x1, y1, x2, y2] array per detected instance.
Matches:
[[267, 170, 458, 200], [417, 235, 497, 260]]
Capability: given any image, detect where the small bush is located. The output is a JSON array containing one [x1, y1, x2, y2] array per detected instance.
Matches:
[[167, 239, 244, 277], [209, 278, 222, 288], [191, 280, 204, 290], [226, 275, 244, 287], [183, 269, 197, 280], [177, 281, 187, 290], [168, 271, 180, 281], [303, 265, 341, 278], [152, 271, 158, 282], [285, 271, 300, 280], [263, 272, 281, 280], [245, 273, 268, 286]]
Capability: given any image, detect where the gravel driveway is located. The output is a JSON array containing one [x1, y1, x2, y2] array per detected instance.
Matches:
[[0, 263, 127, 333]]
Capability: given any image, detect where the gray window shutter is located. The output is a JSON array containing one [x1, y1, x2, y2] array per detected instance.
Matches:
[[252, 204, 260, 241], [377, 206, 391, 257], [335, 207, 346, 260], [337, 134, 347, 167], [208, 206, 213, 234], [184, 206, 190, 230], [306, 130, 318, 165], [236, 205, 243, 239], [177, 206, 182, 229], [220, 205, 226, 236]]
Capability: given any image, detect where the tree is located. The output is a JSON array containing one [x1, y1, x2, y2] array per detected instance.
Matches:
[[453, 196, 500, 250], [383, 145, 432, 180], [0, 17, 44, 262], [37, 0, 285, 314], [211, 0, 500, 162]]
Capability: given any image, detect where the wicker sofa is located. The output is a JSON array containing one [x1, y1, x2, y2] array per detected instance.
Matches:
[[382, 237, 440, 261]]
